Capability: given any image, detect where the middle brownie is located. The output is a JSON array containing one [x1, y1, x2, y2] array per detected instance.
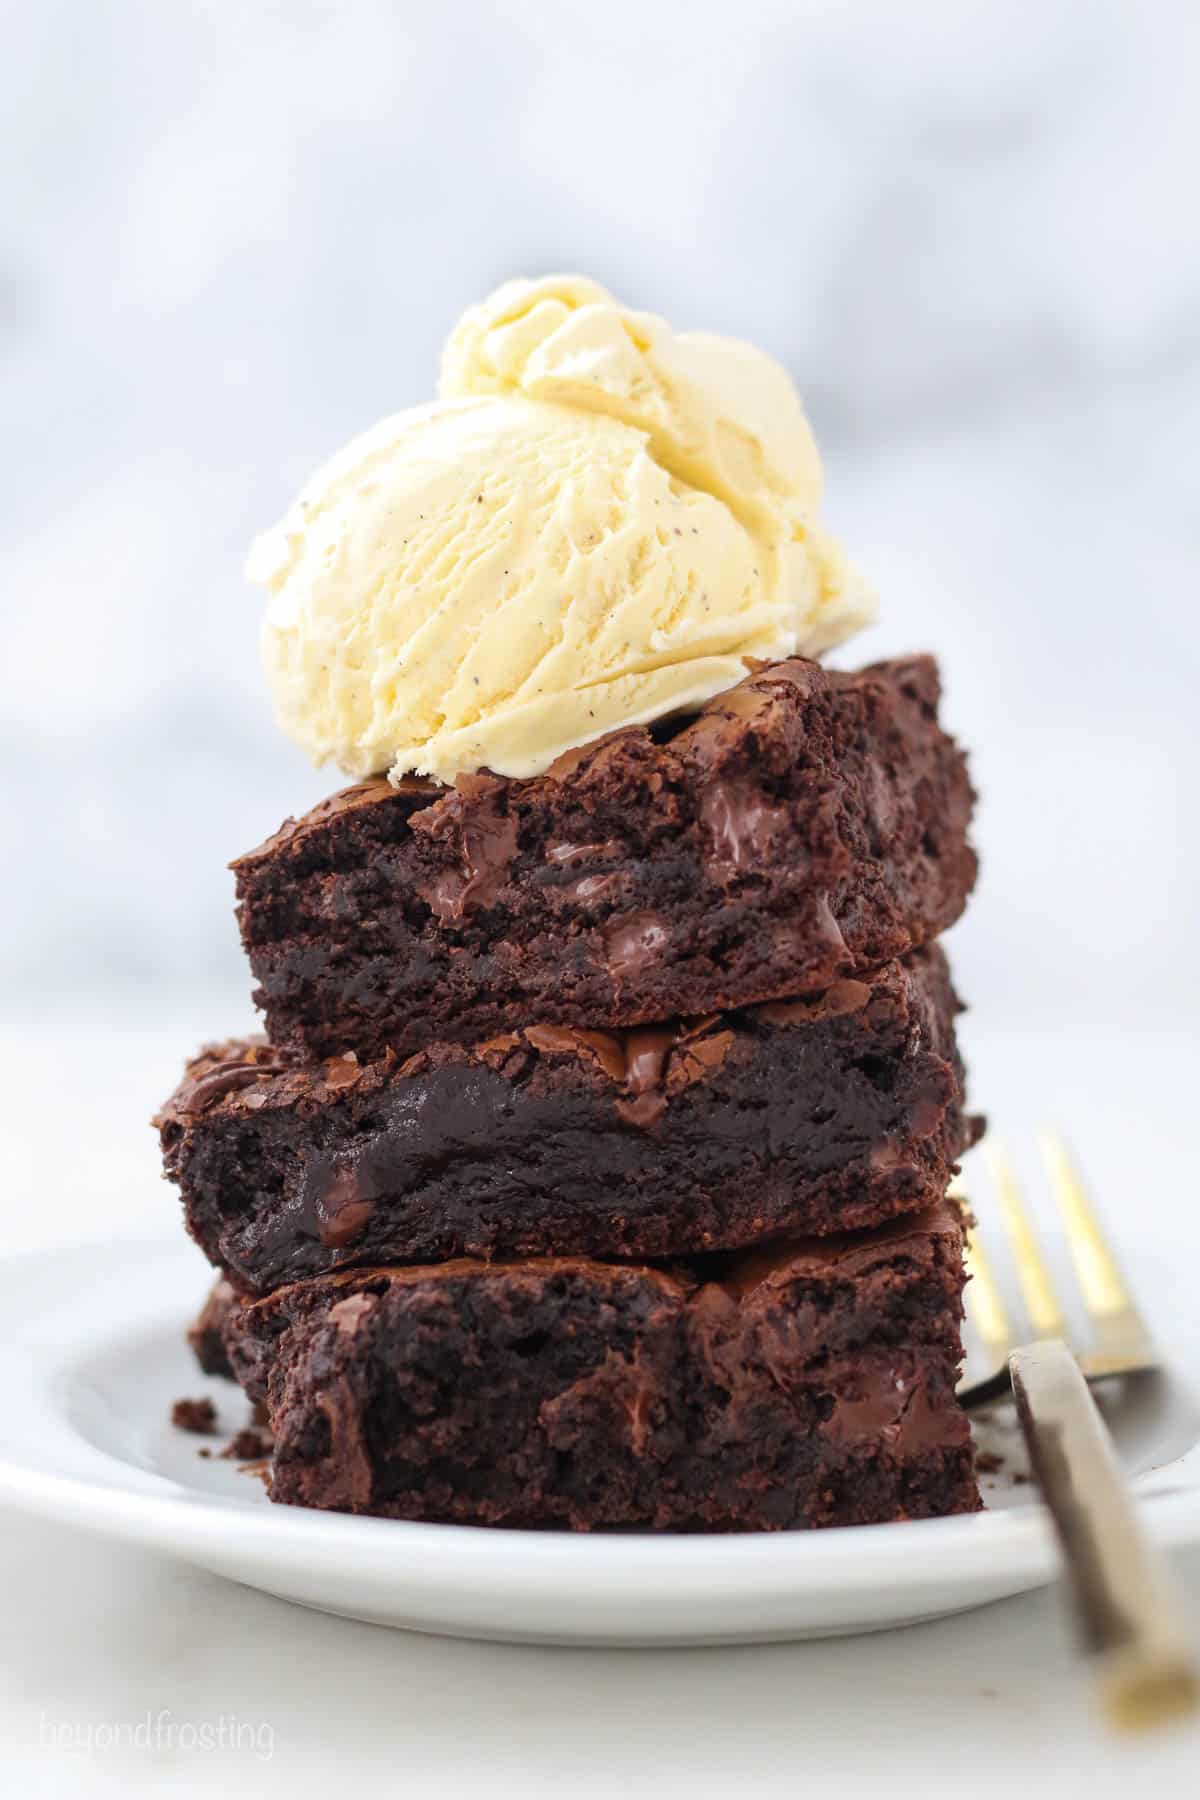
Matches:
[[158, 946, 975, 1296]]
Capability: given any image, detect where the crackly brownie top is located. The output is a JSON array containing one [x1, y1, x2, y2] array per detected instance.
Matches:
[[155, 958, 931, 1138], [232, 653, 949, 875], [244, 1196, 966, 1321]]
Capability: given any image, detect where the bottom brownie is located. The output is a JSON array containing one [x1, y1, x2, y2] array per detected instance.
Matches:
[[193, 1202, 978, 1532], [187, 1276, 237, 1379]]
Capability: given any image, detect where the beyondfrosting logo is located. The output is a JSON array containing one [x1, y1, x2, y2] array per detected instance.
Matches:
[[37, 1709, 275, 1762]]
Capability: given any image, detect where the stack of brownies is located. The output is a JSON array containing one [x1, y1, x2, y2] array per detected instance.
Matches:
[[158, 651, 982, 1530]]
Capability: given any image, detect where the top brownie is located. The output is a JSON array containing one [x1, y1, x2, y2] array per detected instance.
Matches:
[[235, 655, 976, 1061]]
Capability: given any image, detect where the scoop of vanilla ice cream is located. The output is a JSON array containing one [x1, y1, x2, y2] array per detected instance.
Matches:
[[442, 274, 826, 526], [250, 275, 875, 784]]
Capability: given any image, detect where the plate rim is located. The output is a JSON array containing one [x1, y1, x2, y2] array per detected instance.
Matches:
[[1, 1234, 1198, 1603]]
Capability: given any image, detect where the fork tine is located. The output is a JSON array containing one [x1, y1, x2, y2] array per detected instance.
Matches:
[[985, 1140, 1067, 1340], [1039, 1129, 1157, 1377], [963, 1217, 1014, 1363], [1039, 1130, 1146, 1325]]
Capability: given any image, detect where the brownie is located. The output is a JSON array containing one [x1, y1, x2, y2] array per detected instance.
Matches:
[[187, 1281, 263, 1408], [186, 1276, 237, 1378], [210, 1202, 977, 1531], [158, 947, 978, 1295], [234, 655, 976, 1062]]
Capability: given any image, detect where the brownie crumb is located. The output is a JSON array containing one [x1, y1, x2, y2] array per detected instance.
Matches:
[[976, 1449, 1005, 1475], [171, 1396, 218, 1435], [221, 1426, 272, 1461]]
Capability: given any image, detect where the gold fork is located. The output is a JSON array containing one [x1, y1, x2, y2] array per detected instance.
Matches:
[[958, 1131, 1199, 1731]]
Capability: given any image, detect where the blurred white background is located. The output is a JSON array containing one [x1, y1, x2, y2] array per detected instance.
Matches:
[[2, 1, 1198, 1221], [4, 14, 1200, 1794]]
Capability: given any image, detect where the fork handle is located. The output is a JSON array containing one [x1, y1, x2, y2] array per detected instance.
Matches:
[[1009, 1338, 1199, 1730]]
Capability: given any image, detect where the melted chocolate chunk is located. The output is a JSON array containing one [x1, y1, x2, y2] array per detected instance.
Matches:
[[622, 1026, 675, 1094], [613, 1090, 668, 1130], [411, 773, 518, 921]]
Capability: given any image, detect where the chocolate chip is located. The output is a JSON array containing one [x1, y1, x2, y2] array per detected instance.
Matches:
[[700, 780, 790, 874], [563, 872, 620, 904], [545, 839, 621, 865], [604, 911, 669, 976]]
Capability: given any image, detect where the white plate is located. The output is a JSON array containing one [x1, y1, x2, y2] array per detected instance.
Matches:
[[1, 1237, 1198, 1646]]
